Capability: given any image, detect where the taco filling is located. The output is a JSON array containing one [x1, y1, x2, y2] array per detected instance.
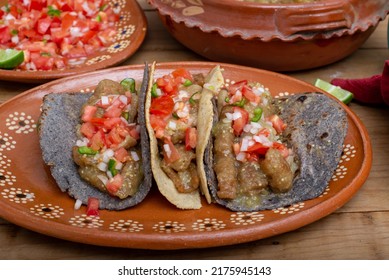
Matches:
[[72, 79, 144, 199], [148, 68, 205, 194], [212, 80, 297, 204]]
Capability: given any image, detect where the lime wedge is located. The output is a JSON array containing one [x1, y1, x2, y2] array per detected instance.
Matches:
[[0, 49, 25, 69], [314, 78, 353, 104]]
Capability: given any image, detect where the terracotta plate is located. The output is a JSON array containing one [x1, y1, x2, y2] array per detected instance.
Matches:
[[0, 0, 147, 83], [0, 62, 372, 250]]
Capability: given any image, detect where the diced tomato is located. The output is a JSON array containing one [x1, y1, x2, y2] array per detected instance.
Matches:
[[0, 27, 11, 44], [242, 86, 260, 104], [172, 68, 193, 81], [156, 75, 178, 95], [104, 106, 122, 118], [81, 105, 97, 122], [107, 127, 123, 145], [50, 27, 69, 44], [232, 107, 249, 136], [0, 0, 120, 71], [86, 197, 99, 216], [106, 174, 123, 195], [90, 117, 105, 126], [128, 127, 140, 140], [228, 80, 247, 94], [37, 17, 52, 35], [65, 46, 87, 59], [247, 142, 269, 155], [80, 122, 96, 138], [273, 142, 289, 158], [81, 30, 97, 44], [150, 95, 174, 117], [269, 115, 287, 134], [30, 0, 47, 11], [163, 138, 180, 163], [89, 130, 105, 150], [61, 13, 76, 31], [185, 127, 197, 150], [149, 114, 167, 132], [30, 53, 54, 70], [103, 117, 121, 129], [114, 147, 129, 163]]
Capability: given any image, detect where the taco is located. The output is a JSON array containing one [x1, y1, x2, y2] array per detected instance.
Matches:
[[201, 67, 348, 211], [144, 63, 223, 209], [39, 64, 152, 210]]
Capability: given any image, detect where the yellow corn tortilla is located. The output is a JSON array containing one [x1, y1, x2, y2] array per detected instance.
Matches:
[[144, 62, 201, 209]]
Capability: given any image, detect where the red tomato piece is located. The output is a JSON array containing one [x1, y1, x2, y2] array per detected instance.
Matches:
[[247, 142, 269, 155], [107, 127, 123, 145], [30, 53, 54, 70], [81, 105, 97, 122], [80, 122, 96, 138], [242, 86, 260, 104], [86, 197, 99, 216], [89, 130, 105, 151], [0, 27, 11, 44], [106, 174, 123, 196], [163, 139, 180, 163], [228, 80, 247, 94], [30, 0, 47, 11], [37, 17, 52, 35], [128, 127, 140, 140], [149, 114, 167, 133], [103, 106, 122, 118], [103, 117, 121, 129], [172, 68, 193, 81], [115, 147, 129, 163], [269, 115, 287, 134], [273, 142, 289, 158], [150, 95, 174, 117], [185, 127, 197, 150], [232, 107, 249, 136]]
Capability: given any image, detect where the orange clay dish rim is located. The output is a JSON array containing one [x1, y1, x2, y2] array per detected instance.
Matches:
[[0, 62, 372, 250], [150, 0, 389, 41]]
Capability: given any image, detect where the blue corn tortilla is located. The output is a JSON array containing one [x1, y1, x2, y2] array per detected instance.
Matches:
[[204, 92, 348, 211], [38, 65, 152, 210]]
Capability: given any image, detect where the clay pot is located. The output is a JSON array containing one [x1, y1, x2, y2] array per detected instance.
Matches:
[[149, 0, 389, 71]]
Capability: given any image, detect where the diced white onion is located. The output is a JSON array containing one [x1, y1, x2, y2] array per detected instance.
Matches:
[[131, 151, 140, 162], [74, 199, 83, 210], [236, 152, 246, 162], [101, 96, 109, 105], [168, 120, 177, 130], [115, 162, 123, 170], [97, 175, 108, 185], [119, 95, 128, 105], [76, 139, 87, 147], [107, 171, 113, 179], [97, 162, 107, 172], [163, 144, 172, 158], [243, 124, 252, 133], [253, 135, 273, 147], [11, 36, 19, 44], [156, 88, 162, 96], [225, 113, 233, 120], [251, 121, 262, 129], [240, 138, 250, 152], [232, 111, 242, 120], [70, 27, 83, 37]]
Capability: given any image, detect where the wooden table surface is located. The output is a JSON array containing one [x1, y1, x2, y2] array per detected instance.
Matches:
[[0, 1, 388, 260]]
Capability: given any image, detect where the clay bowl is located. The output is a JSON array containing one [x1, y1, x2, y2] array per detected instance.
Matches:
[[149, 0, 389, 72]]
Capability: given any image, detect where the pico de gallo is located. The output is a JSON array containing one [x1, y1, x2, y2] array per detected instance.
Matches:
[[213, 80, 296, 200], [72, 78, 143, 200], [149, 68, 204, 193], [0, 0, 120, 70]]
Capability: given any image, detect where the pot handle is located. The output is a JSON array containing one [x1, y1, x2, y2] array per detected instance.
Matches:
[[276, 3, 355, 37]]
